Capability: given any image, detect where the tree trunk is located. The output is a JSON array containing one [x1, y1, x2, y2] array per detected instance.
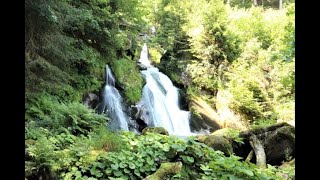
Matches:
[[227, 0, 230, 5]]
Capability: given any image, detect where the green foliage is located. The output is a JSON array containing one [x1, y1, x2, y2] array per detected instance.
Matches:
[[26, 136, 59, 179], [87, 126, 128, 152], [158, 55, 187, 86], [201, 155, 280, 179], [226, 39, 274, 122], [57, 132, 284, 179], [26, 130, 287, 180], [111, 58, 143, 104], [186, 0, 241, 64], [26, 126, 126, 179], [25, 94, 106, 137], [186, 60, 220, 92], [26, 0, 146, 103]]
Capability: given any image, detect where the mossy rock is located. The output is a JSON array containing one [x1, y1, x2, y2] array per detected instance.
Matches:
[[203, 135, 233, 156], [142, 127, 169, 135], [144, 162, 182, 180], [195, 135, 207, 143]]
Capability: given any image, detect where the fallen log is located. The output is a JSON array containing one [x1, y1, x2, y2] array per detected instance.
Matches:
[[245, 150, 254, 162], [249, 134, 266, 168]]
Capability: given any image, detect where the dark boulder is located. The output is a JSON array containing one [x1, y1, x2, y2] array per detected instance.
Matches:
[[264, 125, 295, 165]]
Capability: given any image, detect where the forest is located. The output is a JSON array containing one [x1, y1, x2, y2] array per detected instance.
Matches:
[[25, 0, 295, 179]]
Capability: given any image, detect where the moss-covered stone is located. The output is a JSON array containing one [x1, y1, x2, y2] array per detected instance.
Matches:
[[142, 127, 169, 135], [144, 162, 182, 180], [203, 135, 233, 156], [111, 58, 143, 104], [195, 135, 207, 143]]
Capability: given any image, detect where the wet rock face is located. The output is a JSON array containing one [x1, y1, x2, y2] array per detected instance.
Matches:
[[83, 93, 99, 109], [128, 105, 149, 132], [177, 89, 188, 111]]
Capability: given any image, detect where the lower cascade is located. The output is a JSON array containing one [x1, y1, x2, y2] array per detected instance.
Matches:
[[136, 44, 192, 136]]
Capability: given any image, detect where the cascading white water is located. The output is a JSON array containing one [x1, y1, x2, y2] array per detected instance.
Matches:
[[102, 65, 129, 131], [137, 44, 191, 136], [138, 43, 151, 67]]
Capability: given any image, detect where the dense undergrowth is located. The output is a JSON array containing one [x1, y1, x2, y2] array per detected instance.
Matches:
[[25, 0, 294, 179], [27, 129, 292, 179]]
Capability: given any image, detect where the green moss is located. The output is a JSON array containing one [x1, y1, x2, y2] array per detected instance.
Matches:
[[203, 135, 233, 156], [144, 162, 182, 180], [111, 58, 143, 104]]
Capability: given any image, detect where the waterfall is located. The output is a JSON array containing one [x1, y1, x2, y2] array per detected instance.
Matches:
[[101, 65, 129, 131], [137, 43, 192, 136], [138, 43, 151, 68]]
